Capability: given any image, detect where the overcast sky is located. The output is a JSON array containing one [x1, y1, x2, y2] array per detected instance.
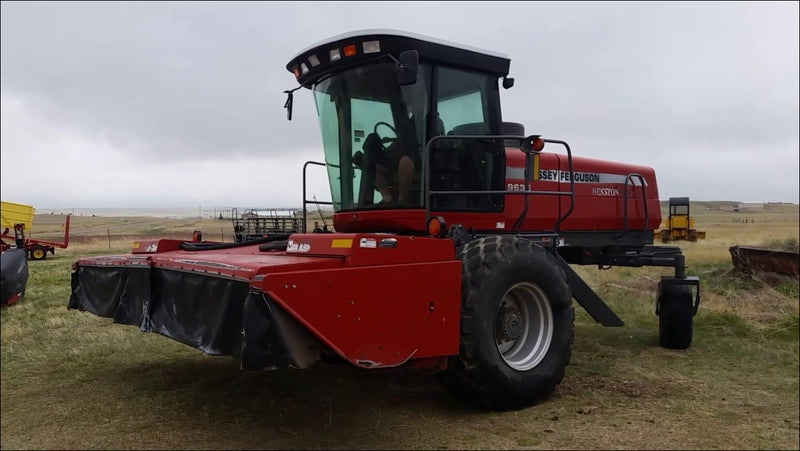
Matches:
[[2, 1, 798, 209]]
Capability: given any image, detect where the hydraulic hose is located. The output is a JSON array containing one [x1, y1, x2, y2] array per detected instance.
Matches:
[[179, 233, 292, 251], [258, 241, 290, 252]]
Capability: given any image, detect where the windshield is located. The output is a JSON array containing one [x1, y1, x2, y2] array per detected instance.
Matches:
[[312, 62, 430, 212]]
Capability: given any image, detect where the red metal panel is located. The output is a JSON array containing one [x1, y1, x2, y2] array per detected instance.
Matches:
[[344, 234, 455, 266], [333, 210, 426, 234], [283, 233, 456, 266], [76, 245, 345, 281], [77, 233, 456, 282], [131, 239, 183, 254], [505, 151, 663, 231], [150, 253, 344, 281], [559, 156, 661, 231], [260, 260, 462, 368]]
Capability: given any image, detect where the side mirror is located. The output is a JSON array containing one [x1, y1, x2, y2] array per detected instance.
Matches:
[[397, 50, 418, 85], [283, 90, 294, 121]]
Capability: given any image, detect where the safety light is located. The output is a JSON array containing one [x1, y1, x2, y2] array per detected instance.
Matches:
[[531, 137, 545, 152], [329, 48, 341, 62], [308, 54, 320, 67], [363, 40, 381, 54], [427, 216, 447, 238], [344, 44, 357, 57], [292, 66, 300, 79]]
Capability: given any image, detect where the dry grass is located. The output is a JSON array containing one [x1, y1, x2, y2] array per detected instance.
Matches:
[[1, 205, 798, 450]]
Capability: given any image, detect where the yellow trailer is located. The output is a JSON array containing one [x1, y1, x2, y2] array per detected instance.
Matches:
[[1, 201, 35, 233], [1, 201, 70, 260]]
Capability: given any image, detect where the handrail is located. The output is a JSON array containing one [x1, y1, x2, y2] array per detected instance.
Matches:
[[545, 139, 576, 235], [302, 160, 333, 233], [618, 173, 649, 239]]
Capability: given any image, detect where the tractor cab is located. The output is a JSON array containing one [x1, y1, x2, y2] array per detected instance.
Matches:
[[286, 29, 514, 233], [668, 196, 691, 219]]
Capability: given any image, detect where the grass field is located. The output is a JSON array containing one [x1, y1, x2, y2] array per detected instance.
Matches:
[[1, 204, 798, 450]]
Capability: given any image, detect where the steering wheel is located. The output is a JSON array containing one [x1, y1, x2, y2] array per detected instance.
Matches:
[[374, 121, 398, 146]]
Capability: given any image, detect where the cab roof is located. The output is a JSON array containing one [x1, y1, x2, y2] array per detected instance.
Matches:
[[286, 29, 511, 86]]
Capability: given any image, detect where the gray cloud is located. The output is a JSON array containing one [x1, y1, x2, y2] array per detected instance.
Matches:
[[1, 1, 798, 207]]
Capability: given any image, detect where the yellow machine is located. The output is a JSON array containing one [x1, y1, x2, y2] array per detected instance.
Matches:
[[1, 201, 70, 260], [1, 201, 35, 232], [658, 197, 706, 243]]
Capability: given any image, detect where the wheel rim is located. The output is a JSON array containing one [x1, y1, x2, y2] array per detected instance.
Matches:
[[32, 248, 44, 259], [495, 281, 554, 371]]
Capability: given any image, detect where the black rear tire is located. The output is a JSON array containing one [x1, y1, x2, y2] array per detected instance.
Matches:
[[658, 283, 694, 349], [439, 236, 574, 411]]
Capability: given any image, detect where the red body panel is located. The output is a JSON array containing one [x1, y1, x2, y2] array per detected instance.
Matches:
[[333, 148, 662, 234], [504, 152, 662, 232], [75, 233, 462, 368], [86, 241, 343, 281], [260, 260, 461, 367]]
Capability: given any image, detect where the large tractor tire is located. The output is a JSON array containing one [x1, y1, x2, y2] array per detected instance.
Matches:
[[439, 236, 574, 411], [657, 282, 694, 349]]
